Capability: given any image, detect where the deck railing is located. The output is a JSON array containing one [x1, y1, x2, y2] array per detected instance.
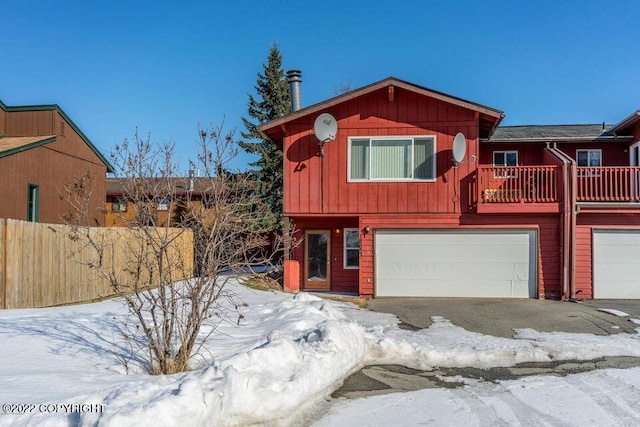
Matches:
[[576, 167, 640, 202], [478, 166, 560, 204]]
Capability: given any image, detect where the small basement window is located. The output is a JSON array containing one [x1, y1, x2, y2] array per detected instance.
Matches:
[[344, 228, 360, 269]]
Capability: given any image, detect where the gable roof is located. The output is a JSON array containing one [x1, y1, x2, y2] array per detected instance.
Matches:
[[0, 100, 115, 172], [0, 135, 57, 158], [259, 77, 504, 142], [485, 124, 635, 143]]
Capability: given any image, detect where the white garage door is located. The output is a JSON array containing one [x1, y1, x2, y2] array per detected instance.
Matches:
[[593, 230, 640, 299], [375, 229, 537, 298]]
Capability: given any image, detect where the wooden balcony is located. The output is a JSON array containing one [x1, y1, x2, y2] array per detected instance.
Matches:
[[477, 166, 561, 213], [576, 167, 640, 203]]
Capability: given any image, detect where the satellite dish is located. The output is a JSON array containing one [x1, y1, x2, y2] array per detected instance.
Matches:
[[314, 113, 337, 143], [452, 132, 467, 164]]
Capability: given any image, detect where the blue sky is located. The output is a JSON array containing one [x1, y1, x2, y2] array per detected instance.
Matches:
[[1, 1, 639, 173]]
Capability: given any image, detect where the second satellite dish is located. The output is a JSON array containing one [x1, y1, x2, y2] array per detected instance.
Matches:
[[314, 113, 337, 143], [452, 132, 467, 164]]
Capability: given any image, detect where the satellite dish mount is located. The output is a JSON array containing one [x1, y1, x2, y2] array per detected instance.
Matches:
[[314, 113, 338, 157], [451, 132, 476, 166]]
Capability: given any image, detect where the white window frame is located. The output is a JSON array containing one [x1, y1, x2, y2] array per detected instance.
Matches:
[[343, 228, 360, 269], [493, 150, 518, 178], [347, 135, 437, 182], [576, 149, 602, 167]]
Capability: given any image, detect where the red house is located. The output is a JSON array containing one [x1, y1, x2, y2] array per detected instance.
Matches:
[[259, 76, 640, 300]]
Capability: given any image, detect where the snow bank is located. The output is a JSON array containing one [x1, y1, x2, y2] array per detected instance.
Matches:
[[1, 283, 640, 426], [363, 316, 640, 370], [4, 291, 365, 427]]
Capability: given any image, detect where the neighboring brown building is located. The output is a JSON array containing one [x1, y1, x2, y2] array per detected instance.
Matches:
[[0, 99, 113, 225], [106, 177, 217, 227]]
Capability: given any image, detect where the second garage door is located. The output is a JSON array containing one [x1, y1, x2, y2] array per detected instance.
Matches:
[[593, 229, 640, 299], [375, 229, 537, 298]]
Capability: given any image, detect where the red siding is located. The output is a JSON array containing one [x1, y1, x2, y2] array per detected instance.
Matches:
[[479, 142, 548, 166], [556, 142, 629, 166], [283, 86, 479, 216], [574, 214, 640, 299], [479, 141, 631, 167], [291, 217, 359, 293]]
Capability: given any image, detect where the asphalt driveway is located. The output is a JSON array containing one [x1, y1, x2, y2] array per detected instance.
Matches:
[[366, 298, 639, 338]]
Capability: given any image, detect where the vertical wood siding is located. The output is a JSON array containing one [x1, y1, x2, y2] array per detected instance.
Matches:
[[0, 109, 5, 135], [283, 87, 479, 216], [574, 214, 640, 299], [0, 219, 194, 309], [4, 110, 55, 136], [0, 110, 107, 225], [291, 217, 359, 293]]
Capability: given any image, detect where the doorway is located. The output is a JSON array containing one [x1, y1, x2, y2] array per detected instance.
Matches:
[[304, 230, 331, 290]]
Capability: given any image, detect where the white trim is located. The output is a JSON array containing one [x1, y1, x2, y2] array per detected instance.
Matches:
[[630, 141, 640, 166], [492, 150, 518, 178], [343, 228, 360, 269], [576, 148, 602, 167], [347, 135, 437, 182]]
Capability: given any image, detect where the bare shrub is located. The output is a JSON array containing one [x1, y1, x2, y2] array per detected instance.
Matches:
[[64, 122, 279, 374]]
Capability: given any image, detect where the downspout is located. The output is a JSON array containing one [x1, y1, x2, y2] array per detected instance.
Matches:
[[548, 144, 577, 299], [545, 144, 570, 299], [570, 158, 577, 300]]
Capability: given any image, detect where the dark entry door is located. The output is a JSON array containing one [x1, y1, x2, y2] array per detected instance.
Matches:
[[304, 230, 330, 290]]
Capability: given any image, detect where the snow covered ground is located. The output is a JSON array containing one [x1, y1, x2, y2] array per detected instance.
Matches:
[[0, 280, 639, 426]]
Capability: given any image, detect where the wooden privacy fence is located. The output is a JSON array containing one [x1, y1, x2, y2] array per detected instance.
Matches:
[[0, 219, 194, 309]]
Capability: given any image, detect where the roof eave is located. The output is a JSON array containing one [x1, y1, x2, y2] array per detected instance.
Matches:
[[259, 77, 503, 137], [0, 136, 57, 158], [0, 101, 115, 173], [610, 110, 640, 134], [481, 135, 635, 143]]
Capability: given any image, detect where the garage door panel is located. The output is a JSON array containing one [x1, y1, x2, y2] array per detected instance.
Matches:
[[380, 246, 531, 263], [594, 230, 640, 299], [377, 261, 530, 282], [375, 230, 536, 298], [383, 279, 531, 298]]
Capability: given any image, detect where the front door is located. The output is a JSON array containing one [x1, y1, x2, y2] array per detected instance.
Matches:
[[304, 230, 331, 290]]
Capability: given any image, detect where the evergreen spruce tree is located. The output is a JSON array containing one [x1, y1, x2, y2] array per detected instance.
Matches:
[[240, 45, 290, 231]]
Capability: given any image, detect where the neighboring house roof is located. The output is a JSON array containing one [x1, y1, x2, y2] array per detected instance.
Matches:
[[259, 77, 505, 142], [107, 177, 217, 197], [610, 110, 640, 135], [0, 100, 115, 172], [0, 135, 57, 158], [484, 124, 634, 143]]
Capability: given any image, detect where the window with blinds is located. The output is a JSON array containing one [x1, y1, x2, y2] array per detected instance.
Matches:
[[349, 136, 436, 181]]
